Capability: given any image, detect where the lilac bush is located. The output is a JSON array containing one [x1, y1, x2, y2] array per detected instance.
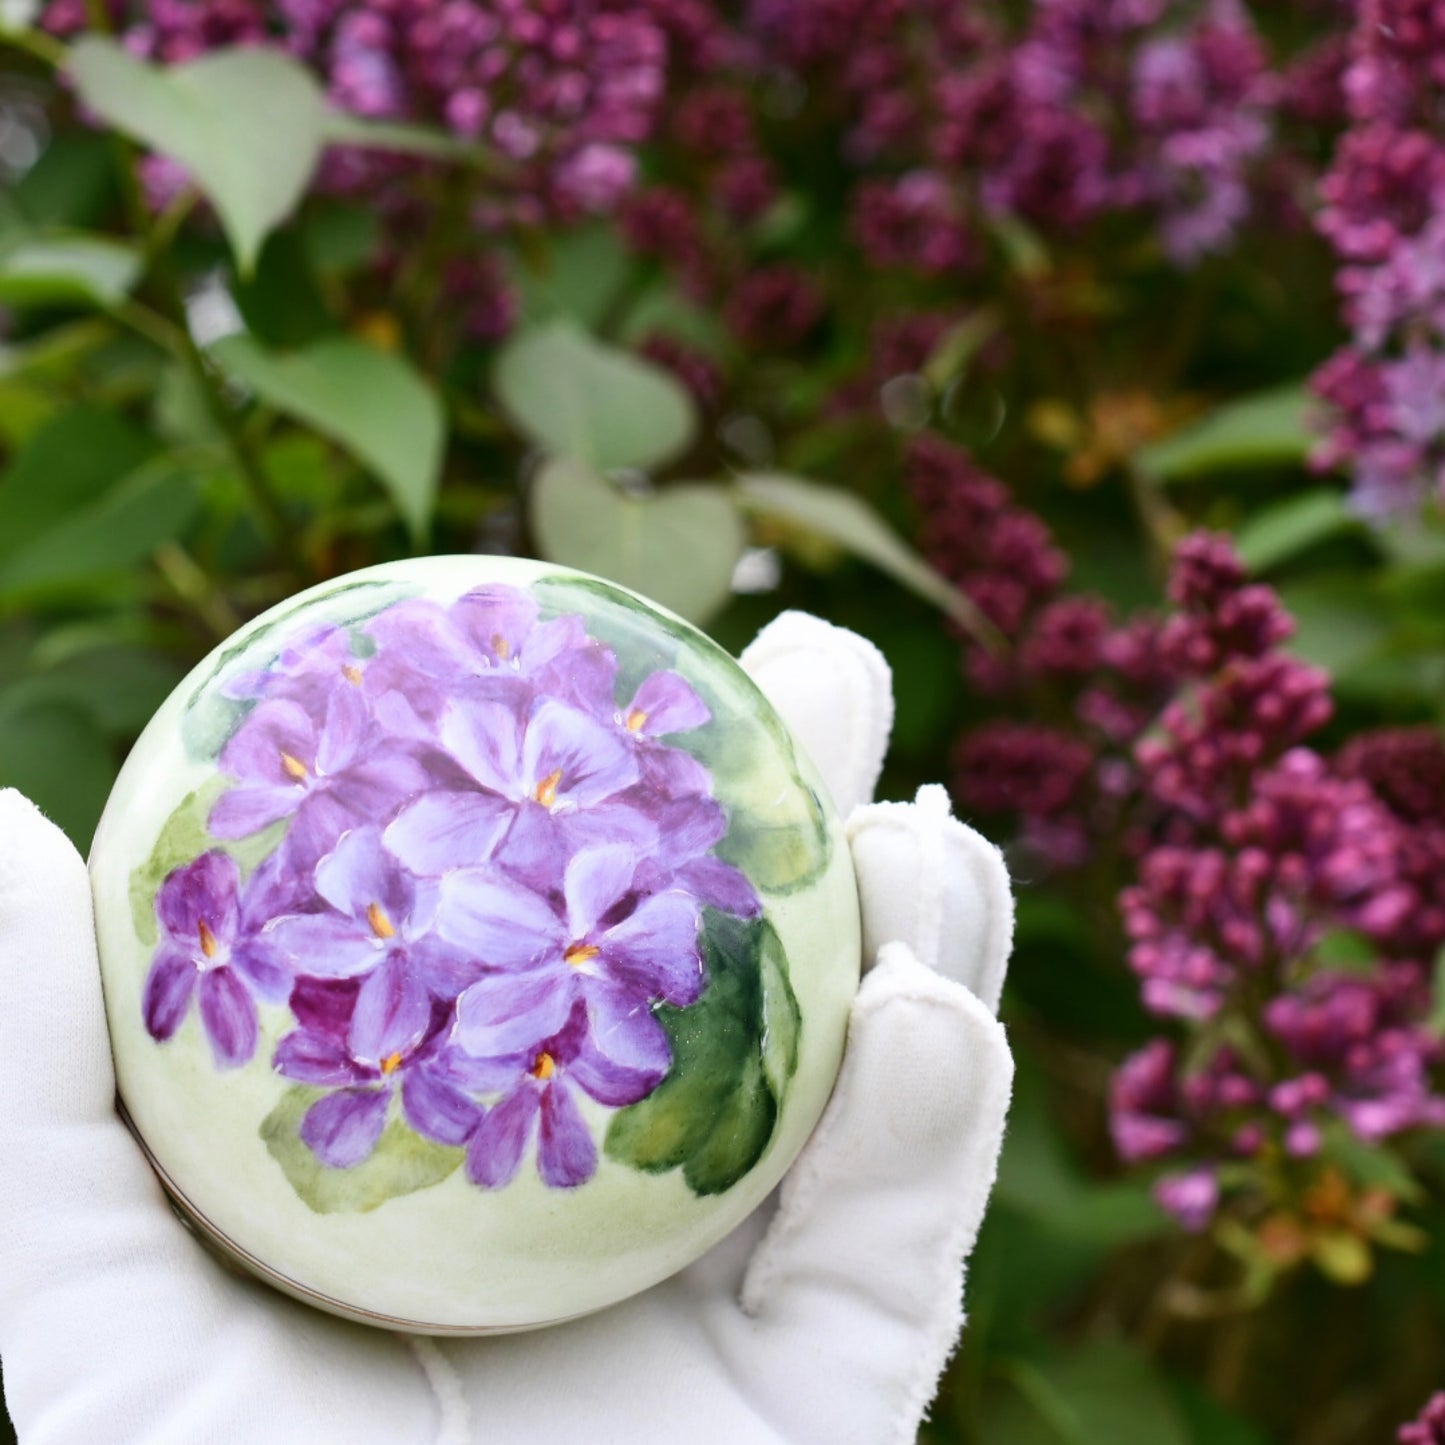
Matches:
[[140, 581, 765, 1193]]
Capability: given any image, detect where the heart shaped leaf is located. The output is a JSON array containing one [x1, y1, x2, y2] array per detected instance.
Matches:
[[495, 321, 698, 472], [68, 38, 327, 273], [531, 458, 743, 624], [212, 333, 444, 544]]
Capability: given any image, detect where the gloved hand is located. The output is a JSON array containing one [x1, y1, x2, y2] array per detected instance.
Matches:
[[0, 611, 1014, 1445]]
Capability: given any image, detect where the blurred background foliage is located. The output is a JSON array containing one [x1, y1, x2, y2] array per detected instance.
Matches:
[[4, 0, 1445, 1440]]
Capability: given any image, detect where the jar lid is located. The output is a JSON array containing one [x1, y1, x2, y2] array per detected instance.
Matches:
[[90, 557, 859, 1331]]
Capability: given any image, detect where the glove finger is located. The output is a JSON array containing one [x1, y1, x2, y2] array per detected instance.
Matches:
[[739, 612, 893, 817], [847, 784, 1013, 1011], [732, 944, 1013, 1445]]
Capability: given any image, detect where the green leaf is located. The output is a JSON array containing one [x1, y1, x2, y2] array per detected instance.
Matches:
[[1139, 385, 1314, 483], [987, 1344, 1192, 1445], [3, 644, 183, 737], [0, 405, 156, 561], [494, 320, 698, 471], [1169, 1378, 1276, 1445], [531, 458, 744, 625], [618, 285, 726, 354], [212, 333, 444, 544], [531, 573, 832, 894], [68, 37, 326, 272], [1235, 488, 1357, 572], [318, 110, 497, 166], [261, 1085, 464, 1213], [1317, 1119, 1425, 1205], [13, 133, 115, 229], [0, 697, 114, 848], [128, 778, 285, 947], [0, 457, 200, 603], [737, 471, 998, 642], [605, 911, 795, 1196], [1277, 574, 1392, 678], [512, 225, 632, 329], [0, 233, 142, 308]]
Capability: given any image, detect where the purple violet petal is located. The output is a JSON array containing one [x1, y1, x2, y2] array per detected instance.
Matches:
[[348, 954, 432, 1066], [598, 890, 704, 1006], [300, 1087, 390, 1168], [440, 699, 527, 796], [314, 827, 414, 923], [455, 969, 574, 1058], [288, 977, 358, 1038], [208, 783, 304, 840], [141, 949, 196, 1040], [274, 1028, 368, 1086], [155, 850, 241, 949], [437, 869, 561, 966], [450, 585, 540, 665], [563, 845, 637, 943], [314, 683, 370, 776], [537, 1080, 598, 1188], [637, 746, 713, 799], [198, 967, 258, 1068], [674, 857, 762, 919], [466, 1085, 540, 1188], [403, 1065, 483, 1147], [218, 699, 317, 789], [522, 699, 638, 810], [264, 911, 386, 978], [385, 791, 513, 876], [628, 671, 711, 736], [574, 979, 671, 1106]]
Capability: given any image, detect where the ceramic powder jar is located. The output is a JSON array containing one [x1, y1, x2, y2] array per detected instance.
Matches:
[[89, 557, 860, 1333]]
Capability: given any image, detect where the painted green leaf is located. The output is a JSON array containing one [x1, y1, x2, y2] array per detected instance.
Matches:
[[1138, 384, 1314, 483], [494, 321, 699, 471], [531, 573, 830, 893], [68, 38, 326, 273], [605, 910, 798, 1196], [261, 1086, 464, 1214], [212, 333, 444, 545], [531, 459, 744, 625], [736, 472, 996, 642], [0, 234, 142, 308], [128, 779, 286, 945]]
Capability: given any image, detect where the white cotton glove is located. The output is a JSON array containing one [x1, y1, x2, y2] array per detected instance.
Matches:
[[0, 610, 1015, 1445]]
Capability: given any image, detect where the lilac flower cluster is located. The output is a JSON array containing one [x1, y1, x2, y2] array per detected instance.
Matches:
[[140, 584, 759, 1191], [1311, 0, 1445, 515], [915, 456, 1445, 1241], [1402, 1393, 1445, 1445]]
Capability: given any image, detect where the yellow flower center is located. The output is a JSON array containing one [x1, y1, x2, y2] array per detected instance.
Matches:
[[341, 664, 363, 685], [531, 1051, 555, 1081], [564, 943, 601, 968], [280, 750, 309, 782], [492, 634, 511, 660], [380, 1051, 403, 1076], [534, 767, 563, 808], [625, 708, 648, 733], [367, 902, 396, 940], [197, 919, 219, 959]]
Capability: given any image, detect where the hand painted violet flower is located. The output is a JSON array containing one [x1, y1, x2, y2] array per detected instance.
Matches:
[[598, 670, 714, 799], [142, 850, 290, 1068], [275, 977, 480, 1168], [208, 687, 428, 861], [266, 827, 475, 1064], [442, 843, 702, 1061], [385, 695, 644, 878], [461, 999, 669, 1190]]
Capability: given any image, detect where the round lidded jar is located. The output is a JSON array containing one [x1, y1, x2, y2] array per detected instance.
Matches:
[[89, 557, 860, 1333]]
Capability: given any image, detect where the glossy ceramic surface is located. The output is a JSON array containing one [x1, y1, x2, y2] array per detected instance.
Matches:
[[89, 558, 860, 1332]]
